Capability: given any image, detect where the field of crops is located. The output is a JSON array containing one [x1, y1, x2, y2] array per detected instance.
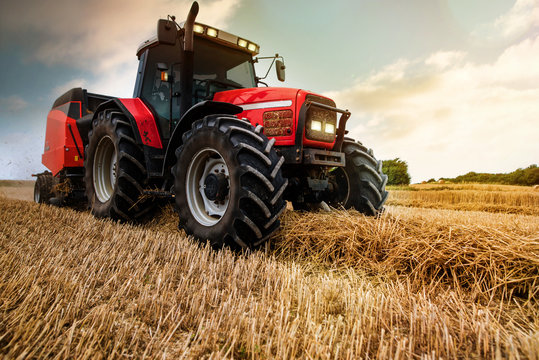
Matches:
[[0, 183, 538, 359]]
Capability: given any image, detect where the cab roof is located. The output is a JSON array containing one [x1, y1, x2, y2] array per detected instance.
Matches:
[[136, 21, 259, 58]]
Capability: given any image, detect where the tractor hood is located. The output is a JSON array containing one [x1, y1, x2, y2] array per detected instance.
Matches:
[[213, 87, 339, 149], [212, 87, 301, 109]]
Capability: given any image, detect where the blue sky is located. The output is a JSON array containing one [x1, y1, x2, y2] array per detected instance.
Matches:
[[0, 0, 537, 181]]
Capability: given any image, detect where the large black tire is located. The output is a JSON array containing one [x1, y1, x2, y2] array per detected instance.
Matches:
[[329, 139, 388, 215], [84, 110, 151, 220], [173, 115, 288, 249], [34, 172, 54, 204]]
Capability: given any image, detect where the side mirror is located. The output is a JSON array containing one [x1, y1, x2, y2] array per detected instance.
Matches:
[[276, 60, 286, 82], [157, 19, 177, 45]]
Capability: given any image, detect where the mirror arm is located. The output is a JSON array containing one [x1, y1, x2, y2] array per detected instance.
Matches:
[[254, 54, 284, 84], [257, 79, 268, 87]]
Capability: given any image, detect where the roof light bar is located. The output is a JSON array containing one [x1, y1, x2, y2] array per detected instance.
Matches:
[[193, 24, 205, 34], [247, 43, 257, 52], [181, 21, 260, 55], [206, 27, 218, 37], [237, 38, 248, 48]]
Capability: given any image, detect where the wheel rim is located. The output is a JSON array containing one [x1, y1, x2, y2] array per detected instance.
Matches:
[[186, 148, 230, 226], [93, 136, 117, 203], [331, 167, 351, 205], [34, 182, 40, 203]]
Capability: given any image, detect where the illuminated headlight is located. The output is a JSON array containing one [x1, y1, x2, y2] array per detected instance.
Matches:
[[311, 120, 322, 131], [206, 27, 218, 37], [325, 123, 335, 134], [247, 43, 257, 52], [193, 24, 205, 34], [238, 38, 248, 47]]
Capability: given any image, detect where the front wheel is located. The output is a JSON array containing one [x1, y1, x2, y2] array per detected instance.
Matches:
[[329, 139, 388, 215], [173, 116, 288, 249]]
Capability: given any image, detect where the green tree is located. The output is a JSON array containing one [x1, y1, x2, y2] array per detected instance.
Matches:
[[382, 158, 411, 185], [448, 164, 538, 185]]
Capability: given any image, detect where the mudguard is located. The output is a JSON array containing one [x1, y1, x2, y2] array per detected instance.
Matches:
[[92, 98, 163, 149]]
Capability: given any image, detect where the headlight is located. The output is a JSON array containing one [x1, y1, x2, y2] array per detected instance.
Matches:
[[311, 120, 322, 131], [325, 123, 335, 134]]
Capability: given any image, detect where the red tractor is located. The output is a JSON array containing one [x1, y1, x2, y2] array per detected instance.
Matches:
[[35, 2, 387, 249]]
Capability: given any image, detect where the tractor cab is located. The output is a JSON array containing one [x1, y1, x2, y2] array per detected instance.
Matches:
[[134, 21, 262, 139]]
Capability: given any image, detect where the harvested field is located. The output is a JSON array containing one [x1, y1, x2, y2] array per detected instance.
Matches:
[[387, 183, 539, 215], [0, 186, 538, 359], [0, 190, 539, 359]]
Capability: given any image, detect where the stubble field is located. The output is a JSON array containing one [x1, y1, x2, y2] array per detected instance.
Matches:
[[0, 182, 538, 359]]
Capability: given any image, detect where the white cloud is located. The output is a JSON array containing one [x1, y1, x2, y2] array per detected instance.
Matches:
[[0, 95, 28, 113], [325, 36, 539, 182], [425, 51, 466, 70], [495, 0, 539, 38]]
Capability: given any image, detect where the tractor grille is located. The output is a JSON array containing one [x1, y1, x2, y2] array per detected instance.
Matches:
[[304, 95, 337, 143]]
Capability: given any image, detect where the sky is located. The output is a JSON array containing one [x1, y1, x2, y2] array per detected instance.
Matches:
[[0, 0, 537, 182]]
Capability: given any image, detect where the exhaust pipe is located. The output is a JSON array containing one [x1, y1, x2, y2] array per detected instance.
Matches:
[[184, 1, 199, 52], [180, 1, 199, 118]]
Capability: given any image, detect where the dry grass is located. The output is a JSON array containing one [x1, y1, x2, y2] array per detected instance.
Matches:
[[387, 183, 539, 215], [274, 207, 539, 301], [0, 195, 538, 359]]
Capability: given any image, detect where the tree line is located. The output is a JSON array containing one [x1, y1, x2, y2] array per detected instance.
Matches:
[[439, 164, 539, 186], [381, 159, 539, 186]]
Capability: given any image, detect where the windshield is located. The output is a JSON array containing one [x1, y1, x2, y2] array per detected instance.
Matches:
[[193, 37, 256, 102]]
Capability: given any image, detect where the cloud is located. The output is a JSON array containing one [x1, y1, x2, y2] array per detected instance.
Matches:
[[425, 51, 466, 70], [325, 36, 539, 182], [495, 0, 539, 38], [0, 95, 28, 113], [0, 0, 241, 73]]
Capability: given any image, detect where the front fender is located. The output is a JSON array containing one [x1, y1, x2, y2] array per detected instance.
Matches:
[[93, 98, 163, 149]]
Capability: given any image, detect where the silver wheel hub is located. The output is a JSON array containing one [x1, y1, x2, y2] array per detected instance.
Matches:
[[186, 148, 230, 226], [93, 136, 117, 203]]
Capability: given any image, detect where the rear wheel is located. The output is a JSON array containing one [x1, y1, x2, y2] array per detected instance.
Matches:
[[329, 139, 388, 215], [173, 115, 287, 249], [34, 172, 54, 204], [84, 110, 151, 220]]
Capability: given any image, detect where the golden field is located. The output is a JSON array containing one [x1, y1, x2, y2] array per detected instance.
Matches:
[[0, 183, 538, 359], [387, 183, 539, 215]]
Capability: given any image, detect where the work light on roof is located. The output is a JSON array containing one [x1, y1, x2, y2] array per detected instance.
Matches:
[[206, 27, 218, 37], [193, 24, 204, 34], [237, 38, 248, 48]]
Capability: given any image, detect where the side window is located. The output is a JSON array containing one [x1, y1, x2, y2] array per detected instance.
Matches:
[[143, 67, 171, 120], [140, 44, 182, 139], [133, 51, 146, 98]]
